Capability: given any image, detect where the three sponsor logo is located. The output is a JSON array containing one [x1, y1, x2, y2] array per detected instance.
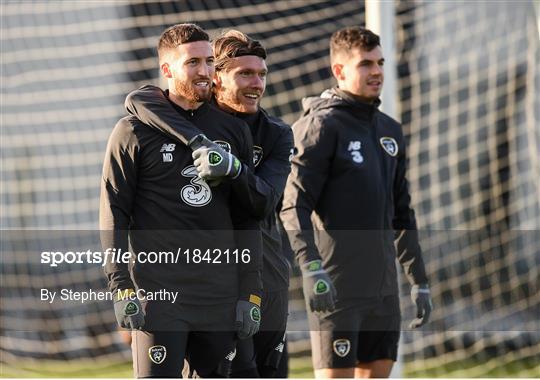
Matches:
[[180, 165, 212, 207]]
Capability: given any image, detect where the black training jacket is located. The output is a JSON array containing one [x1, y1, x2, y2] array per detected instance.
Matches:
[[280, 87, 428, 298], [125, 85, 293, 292], [100, 101, 262, 305]]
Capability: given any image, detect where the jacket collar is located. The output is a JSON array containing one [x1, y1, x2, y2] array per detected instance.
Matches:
[[330, 87, 380, 122], [165, 90, 210, 118]]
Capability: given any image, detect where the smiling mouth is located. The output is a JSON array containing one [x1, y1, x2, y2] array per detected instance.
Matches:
[[194, 81, 210, 88], [243, 92, 261, 100]]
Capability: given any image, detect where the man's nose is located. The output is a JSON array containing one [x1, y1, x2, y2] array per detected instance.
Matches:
[[198, 63, 210, 77], [371, 64, 383, 76], [250, 75, 264, 90]]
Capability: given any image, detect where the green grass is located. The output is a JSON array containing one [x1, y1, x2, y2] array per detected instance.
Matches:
[[2, 356, 538, 378], [0, 360, 133, 378], [404, 356, 540, 378], [289, 357, 314, 378], [0, 358, 314, 378]]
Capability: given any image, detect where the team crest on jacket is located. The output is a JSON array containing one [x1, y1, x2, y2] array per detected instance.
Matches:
[[148, 345, 167, 364], [333, 339, 351, 357], [380, 137, 398, 157], [253, 146, 263, 167]]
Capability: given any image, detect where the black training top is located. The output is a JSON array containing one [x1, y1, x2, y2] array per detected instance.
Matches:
[[280, 87, 429, 298], [234, 109, 293, 291], [125, 85, 293, 292], [100, 100, 262, 305]]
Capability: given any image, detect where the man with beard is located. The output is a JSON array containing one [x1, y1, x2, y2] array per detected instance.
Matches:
[[280, 26, 432, 378], [100, 24, 262, 378], [124, 30, 293, 378]]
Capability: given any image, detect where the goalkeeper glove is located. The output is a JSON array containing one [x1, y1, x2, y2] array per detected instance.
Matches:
[[189, 134, 242, 183], [409, 284, 432, 328], [235, 295, 261, 339], [301, 259, 337, 313], [113, 289, 145, 330]]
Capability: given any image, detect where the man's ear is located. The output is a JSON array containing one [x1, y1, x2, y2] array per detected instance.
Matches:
[[160, 62, 173, 79], [213, 71, 223, 89], [332, 63, 345, 81]]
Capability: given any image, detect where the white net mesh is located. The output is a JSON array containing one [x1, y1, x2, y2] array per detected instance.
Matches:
[[396, 1, 539, 376], [1, 0, 539, 377], [0, 0, 362, 373]]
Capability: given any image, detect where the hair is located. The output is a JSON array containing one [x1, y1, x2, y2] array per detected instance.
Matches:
[[157, 23, 209, 64], [212, 29, 267, 71], [330, 26, 380, 63]]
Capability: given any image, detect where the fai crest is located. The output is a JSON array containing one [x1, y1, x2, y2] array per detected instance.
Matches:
[[253, 146, 263, 167], [148, 345, 167, 364], [333, 339, 351, 358], [380, 137, 398, 157]]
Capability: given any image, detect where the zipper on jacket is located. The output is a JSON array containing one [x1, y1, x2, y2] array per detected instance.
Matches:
[[370, 114, 392, 297]]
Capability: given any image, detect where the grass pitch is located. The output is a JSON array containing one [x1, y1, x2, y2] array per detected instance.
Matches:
[[1, 356, 538, 378]]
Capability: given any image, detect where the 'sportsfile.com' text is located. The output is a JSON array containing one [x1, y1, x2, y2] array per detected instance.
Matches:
[[40, 248, 251, 267]]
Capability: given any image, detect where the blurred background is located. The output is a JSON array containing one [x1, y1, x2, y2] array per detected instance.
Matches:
[[1, 0, 539, 377]]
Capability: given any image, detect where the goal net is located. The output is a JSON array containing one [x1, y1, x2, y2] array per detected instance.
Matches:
[[0, 0, 362, 374], [395, 0, 539, 376], [1, 0, 538, 377]]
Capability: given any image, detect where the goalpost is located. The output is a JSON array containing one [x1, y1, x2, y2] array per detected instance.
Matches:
[[1, 1, 538, 377], [365, 1, 401, 377]]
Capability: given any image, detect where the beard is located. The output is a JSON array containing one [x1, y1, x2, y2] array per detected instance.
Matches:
[[174, 77, 211, 103], [218, 86, 260, 114]]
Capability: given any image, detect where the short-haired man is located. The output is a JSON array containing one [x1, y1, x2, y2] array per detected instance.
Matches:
[[100, 23, 262, 378], [280, 26, 433, 378], [124, 30, 293, 377]]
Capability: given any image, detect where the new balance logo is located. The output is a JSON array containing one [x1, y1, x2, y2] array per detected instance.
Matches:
[[348, 141, 361, 151], [275, 342, 284, 353], [348, 141, 363, 163], [160, 143, 176, 152]]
